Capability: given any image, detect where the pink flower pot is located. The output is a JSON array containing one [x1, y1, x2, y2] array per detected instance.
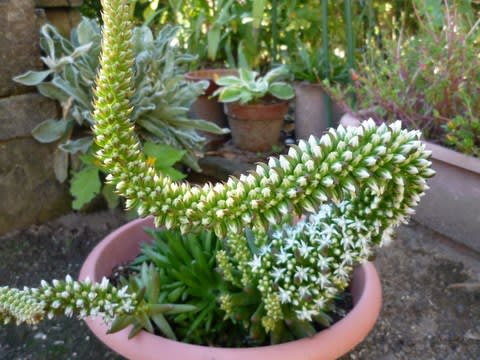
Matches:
[[79, 217, 382, 360]]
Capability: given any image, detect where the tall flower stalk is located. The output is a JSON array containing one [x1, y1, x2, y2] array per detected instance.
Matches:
[[91, 0, 434, 336], [0, 0, 434, 343]]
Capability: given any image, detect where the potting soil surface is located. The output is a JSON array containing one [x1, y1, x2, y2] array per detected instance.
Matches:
[[0, 210, 478, 360]]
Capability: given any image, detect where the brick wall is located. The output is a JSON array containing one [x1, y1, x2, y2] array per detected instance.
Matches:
[[0, 0, 84, 234]]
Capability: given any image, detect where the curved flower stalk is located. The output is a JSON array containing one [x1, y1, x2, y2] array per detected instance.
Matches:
[[94, 0, 435, 240], [93, 0, 434, 338], [0, 0, 434, 343], [0, 276, 136, 326]]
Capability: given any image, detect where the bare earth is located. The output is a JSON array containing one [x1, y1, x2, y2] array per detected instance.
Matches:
[[0, 210, 478, 360]]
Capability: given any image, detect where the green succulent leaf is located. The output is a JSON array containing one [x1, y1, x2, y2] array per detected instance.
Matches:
[[264, 65, 290, 83], [128, 323, 144, 339], [269, 82, 295, 100], [151, 313, 177, 340], [108, 315, 135, 334], [215, 76, 241, 87], [217, 86, 243, 103], [164, 304, 197, 315], [239, 68, 257, 82]]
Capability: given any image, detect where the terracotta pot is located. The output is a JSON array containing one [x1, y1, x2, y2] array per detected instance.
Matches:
[[294, 82, 345, 140], [185, 69, 238, 147], [224, 101, 289, 152], [79, 217, 382, 360]]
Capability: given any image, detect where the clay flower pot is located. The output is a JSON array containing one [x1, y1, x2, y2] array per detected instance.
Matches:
[[224, 101, 289, 152], [79, 217, 382, 360], [185, 69, 239, 127]]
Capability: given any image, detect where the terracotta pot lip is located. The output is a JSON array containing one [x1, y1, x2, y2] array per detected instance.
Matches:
[[80, 217, 382, 360], [225, 99, 290, 110], [425, 141, 480, 174], [184, 69, 239, 82], [293, 81, 326, 88]]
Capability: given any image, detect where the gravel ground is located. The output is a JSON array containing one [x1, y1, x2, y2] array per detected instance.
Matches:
[[0, 211, 478, 360]]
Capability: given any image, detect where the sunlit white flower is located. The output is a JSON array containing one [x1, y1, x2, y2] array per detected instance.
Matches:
[[278, 287, 292, 304], [249, 255, 262, 272], [295, 266, 310, 282]]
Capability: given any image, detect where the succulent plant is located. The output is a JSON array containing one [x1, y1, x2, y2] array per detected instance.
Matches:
[[213, 66, 295, 104], [90, 0, 434, 342], [0, 0, 434, 348]]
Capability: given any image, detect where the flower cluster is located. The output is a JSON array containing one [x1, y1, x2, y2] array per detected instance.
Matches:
[[0, 276, 137, 326], [90, 0, 434, 338], [92, 3, 434, 241], [0, 0, 435, 346], [251, 204, 378, 327]]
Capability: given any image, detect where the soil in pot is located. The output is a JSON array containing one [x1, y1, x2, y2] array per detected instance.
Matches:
[[224, 100, 289, 152]]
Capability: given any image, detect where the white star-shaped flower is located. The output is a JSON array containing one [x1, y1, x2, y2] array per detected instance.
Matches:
[[271, 267, 286, 282], [278, 287, 292, 304], [295, 266, 310, 282], [276, 249, 290, 264], [248, 254, 262, 273]]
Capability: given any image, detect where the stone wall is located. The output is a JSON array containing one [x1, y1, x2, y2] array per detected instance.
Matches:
[[0, 0, 83, 235]]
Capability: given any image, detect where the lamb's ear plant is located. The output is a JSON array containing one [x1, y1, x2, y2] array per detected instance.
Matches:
[[13, 18, 228, 209], [0, 0, 434, 347]]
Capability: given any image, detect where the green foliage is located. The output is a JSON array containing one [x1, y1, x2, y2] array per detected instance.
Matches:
[[14, 18, 228, 209], [286, 39, 350, 84], [214, 66, 295, 104], [444, 114, 480, 157], [111, 263, 196, 339], [324, 1, 480, 156], [80, 0, 102, 20], [128, 228, 248, 345], [70, 162, 101, 210]]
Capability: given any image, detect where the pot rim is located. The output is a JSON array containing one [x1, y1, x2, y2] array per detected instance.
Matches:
[[79, 217, 382, 360], [184, 68, 239, 82]]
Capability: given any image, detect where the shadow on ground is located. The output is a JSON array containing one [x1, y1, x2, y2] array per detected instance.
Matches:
[[0, 211, 478, 359]]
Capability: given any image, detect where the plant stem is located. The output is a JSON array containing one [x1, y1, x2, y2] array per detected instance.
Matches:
[[271, 0, 278, 62], [321, 0, 332, 127], [344, 0, 356, 109]]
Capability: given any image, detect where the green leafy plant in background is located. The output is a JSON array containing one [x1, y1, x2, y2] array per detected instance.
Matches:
[[80, 0, 102, 20], [14, 19, 228, 209], [324, 0, 480, 157], [213, 66, 294, 104], [0, 0, 434, 350]]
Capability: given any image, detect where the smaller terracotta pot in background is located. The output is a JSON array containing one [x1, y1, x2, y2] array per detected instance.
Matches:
[[294, 82, 345, 140], [185, 69, 238, 149], [224, 100, 289, 152], [185, 69, 239, 128]]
